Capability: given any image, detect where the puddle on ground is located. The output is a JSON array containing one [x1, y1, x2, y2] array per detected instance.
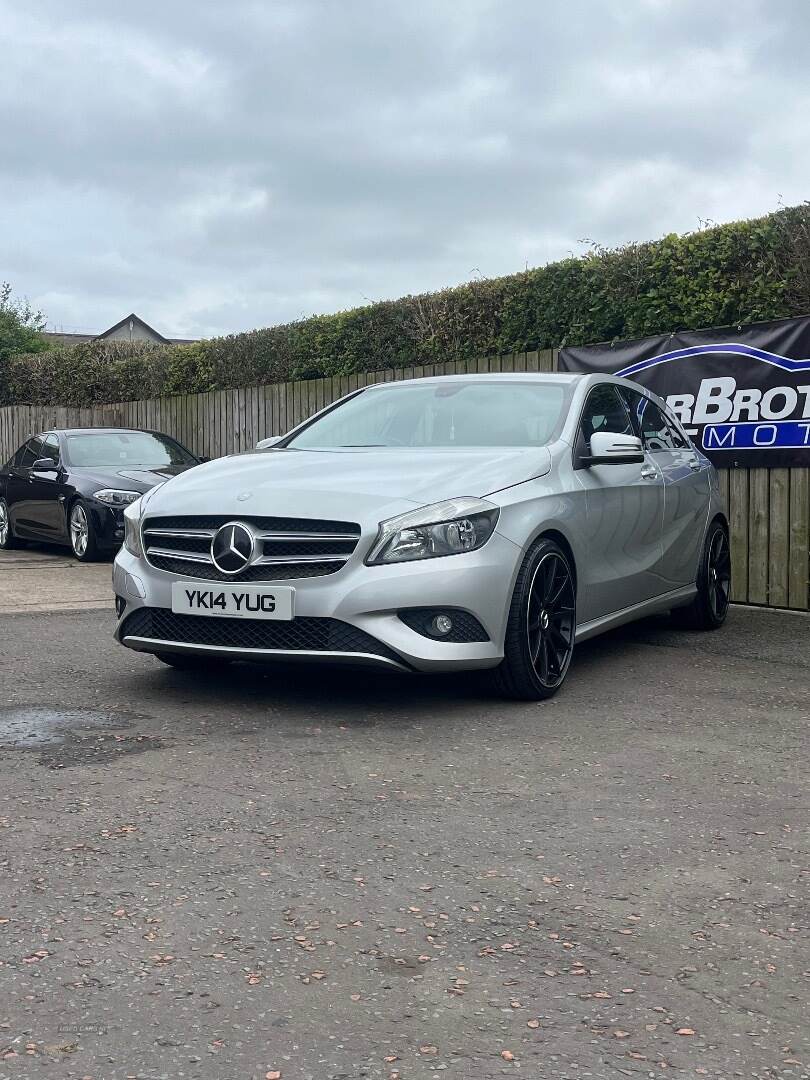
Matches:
[[0, 707, 129, 749], [0, 707, 163, 768]]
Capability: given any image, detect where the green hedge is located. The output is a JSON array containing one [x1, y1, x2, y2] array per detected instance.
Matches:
[[5, 202, 809, 407]]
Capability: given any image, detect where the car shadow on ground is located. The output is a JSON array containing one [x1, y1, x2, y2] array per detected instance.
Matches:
[[133, 612, 683, 717]]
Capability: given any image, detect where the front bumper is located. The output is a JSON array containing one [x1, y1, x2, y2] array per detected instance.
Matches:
[[90, 503, 126, 550], [112, 532, 521, 672]]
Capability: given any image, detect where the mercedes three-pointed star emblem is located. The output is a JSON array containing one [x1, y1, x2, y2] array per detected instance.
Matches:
[[210, 521, 255, 574]]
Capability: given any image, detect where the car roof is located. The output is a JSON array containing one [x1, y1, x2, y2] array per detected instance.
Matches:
[[366, 372, 586, 388], [363, 371, 656, 394], [56, 428, 156, 436]]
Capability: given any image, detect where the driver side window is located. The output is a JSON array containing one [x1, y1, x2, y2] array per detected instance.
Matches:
[[579, 384, 633, 445], [41, 434, 60, 464]]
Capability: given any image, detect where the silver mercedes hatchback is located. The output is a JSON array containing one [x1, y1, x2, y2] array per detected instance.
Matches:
[[113, 373, 730, 699]]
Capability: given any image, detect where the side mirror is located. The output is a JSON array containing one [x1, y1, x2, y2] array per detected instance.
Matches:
[[31, 458, 60, 473], [256, 435, 282, 449], [584, 432, 644, 466]]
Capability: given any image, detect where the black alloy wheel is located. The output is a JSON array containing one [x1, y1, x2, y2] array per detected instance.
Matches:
[[494, 537, 577, 700], [671, 520, 731, 630]]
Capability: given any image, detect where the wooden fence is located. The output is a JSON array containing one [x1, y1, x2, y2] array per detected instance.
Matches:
[[1, 348, 808, 611]]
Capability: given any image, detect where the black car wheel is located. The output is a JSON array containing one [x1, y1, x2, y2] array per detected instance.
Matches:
[[671, 520, 731, 630], [0, 497, 26, 550], [68, 499, 100, 562], [493, 537, 577, 701], [154, 651, 233, 671]]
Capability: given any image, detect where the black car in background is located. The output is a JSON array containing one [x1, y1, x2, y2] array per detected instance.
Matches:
[[0, 428, 201, 561]]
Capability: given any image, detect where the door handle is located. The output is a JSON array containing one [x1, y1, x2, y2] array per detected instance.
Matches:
[[688, 456, 701, 470], [640, 465, 657, 480]]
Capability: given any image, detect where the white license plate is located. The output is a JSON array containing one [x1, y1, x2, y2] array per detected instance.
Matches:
[[171, 582, 294, 620]]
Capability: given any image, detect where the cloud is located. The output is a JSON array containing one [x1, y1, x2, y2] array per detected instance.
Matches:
[[1, 0, 808, 338]]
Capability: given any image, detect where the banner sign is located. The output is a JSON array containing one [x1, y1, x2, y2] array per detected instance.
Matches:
[[559, 315, 810, 467]]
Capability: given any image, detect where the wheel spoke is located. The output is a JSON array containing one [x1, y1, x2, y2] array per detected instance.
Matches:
[[536, 635, 549, 681], [542, 558, 557, 603], [546, 574, 568, 609], [544, 638, 559, 676]]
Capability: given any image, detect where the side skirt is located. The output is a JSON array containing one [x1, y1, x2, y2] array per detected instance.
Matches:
[[574, 585, 698, 643]]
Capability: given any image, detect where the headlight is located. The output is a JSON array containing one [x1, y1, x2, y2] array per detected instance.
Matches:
[[366, 497, 500, 565], [93, 489, 142, 506], [123, 499, 143, 558]]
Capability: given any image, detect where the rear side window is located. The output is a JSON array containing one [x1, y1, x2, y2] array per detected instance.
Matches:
[[662, 410, 691, 449], [618, 387, 688, 452], [642, 400, 688, 451]]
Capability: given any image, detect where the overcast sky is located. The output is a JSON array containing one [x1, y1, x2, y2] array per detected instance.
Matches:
[[1, 0, 808, 339]]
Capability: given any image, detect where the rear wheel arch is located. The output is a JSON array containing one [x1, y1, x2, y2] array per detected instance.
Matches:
[[711, 511, 729, 534]]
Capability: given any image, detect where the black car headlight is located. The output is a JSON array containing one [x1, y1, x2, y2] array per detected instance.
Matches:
[[366, 498, 500, 565], [93, 488, 142, 506]]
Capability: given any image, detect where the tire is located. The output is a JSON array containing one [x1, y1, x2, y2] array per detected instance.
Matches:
[[153, 651, 233, 671], [0, 497, 26, 550], [671, 519, 731, 631], [493, 537, 577, 701], [68, 499, 100, 562]]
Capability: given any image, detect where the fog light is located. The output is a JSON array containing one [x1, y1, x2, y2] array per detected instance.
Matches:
[[430, 614, 454, 637]]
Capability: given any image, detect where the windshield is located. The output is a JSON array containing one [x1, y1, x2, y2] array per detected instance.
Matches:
[[286, 381, 567, 449], [66, 432, 197, 468]]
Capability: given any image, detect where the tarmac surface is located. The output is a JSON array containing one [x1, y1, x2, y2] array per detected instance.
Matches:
[[0, 551, 808, 1079]]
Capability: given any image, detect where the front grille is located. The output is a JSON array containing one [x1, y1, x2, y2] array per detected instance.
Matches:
[[142, 514, 362, 582], [121, 608, 403, 664]]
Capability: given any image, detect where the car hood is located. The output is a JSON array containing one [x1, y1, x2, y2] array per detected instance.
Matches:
[[74, 464, 192, 493], [144, 447, 552, 524]]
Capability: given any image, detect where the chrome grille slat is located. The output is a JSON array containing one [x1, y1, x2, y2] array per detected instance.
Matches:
[[256, 554, 348, 566], [147, 547, 213, 564], [144, 528, 216, 539], [257, 531, 359, 542]]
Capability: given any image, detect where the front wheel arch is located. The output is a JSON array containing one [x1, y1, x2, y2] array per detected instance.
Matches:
[[536, 528, 578, 595]]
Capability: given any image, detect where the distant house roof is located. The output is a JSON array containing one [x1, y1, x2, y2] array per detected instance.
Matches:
[[43, 312, 198, 346]]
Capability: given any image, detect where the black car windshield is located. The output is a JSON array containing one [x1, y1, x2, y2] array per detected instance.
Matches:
[[286, 381, 567, 449], [65, 432, 196, 468]]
